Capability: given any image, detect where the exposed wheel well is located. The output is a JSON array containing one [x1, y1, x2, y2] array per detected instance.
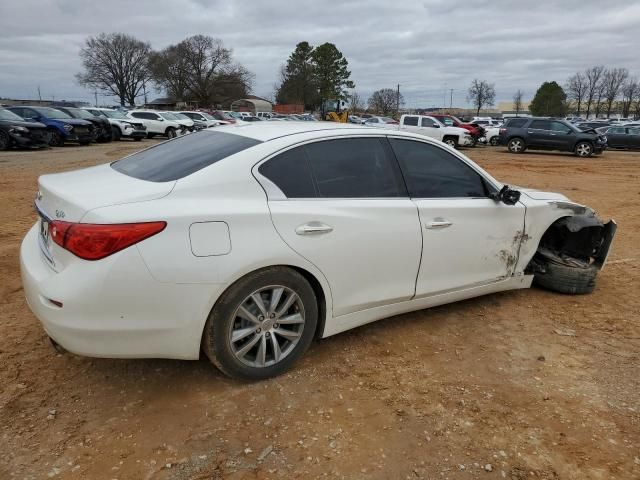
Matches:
[[525, 215, 610, 273]]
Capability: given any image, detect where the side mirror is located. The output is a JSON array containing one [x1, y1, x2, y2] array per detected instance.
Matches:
[[158, 117, 164, 121], [491, 185, 521, 206], [432, 124, 440, 128]]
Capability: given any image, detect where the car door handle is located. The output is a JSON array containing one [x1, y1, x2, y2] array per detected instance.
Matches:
[[425, 220, 453, 229], [295, 222, 334, 235]]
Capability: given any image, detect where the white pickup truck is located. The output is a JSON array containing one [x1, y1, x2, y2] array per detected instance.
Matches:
[[398, 114, 474, 148]]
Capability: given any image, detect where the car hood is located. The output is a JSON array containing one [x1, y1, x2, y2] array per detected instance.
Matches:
[[56, 118, 93, 126], [0, 119, 47, 129], [443, 126, 469, 135], [517, 187, 570, 202]]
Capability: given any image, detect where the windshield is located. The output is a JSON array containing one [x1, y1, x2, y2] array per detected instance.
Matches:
[[103, 110, 128, 119], [450, 116, 463, 124], [173, 113, 190, 120], [0, 109, 26, 121], [66, 108, 95, 120], [34, 107, 73, 119], [201, 112, 215, 120], [381, 117, 395, 123], [160, 112, 177, 120]]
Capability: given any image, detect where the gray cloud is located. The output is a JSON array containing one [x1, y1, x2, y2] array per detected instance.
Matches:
[[1, 0, 638, 107]]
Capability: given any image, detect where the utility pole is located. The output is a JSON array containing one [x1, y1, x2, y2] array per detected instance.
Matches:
[[396, 84, 400, 116], [143, 79, 148, 106], [37, 86, 42, 101], [450, 89, 454, 109], [94, 90, 98, 107]]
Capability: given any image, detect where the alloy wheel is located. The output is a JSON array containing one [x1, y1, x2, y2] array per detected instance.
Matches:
[[229, 286, 305, 368], [509, 139, 523, 152], [576, 143, 592, 157]]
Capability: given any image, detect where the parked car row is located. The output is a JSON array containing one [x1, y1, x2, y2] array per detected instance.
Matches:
[[0, 105, 240, 150]]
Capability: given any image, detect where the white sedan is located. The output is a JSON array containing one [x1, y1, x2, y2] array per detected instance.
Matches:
[[21, 123, 616, 379]]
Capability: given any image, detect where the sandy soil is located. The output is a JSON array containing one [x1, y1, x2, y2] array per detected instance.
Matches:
[[1, 140, 638, 480]]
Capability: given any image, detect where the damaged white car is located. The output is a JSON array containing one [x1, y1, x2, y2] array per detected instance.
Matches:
[[20, 123, 616, 380]]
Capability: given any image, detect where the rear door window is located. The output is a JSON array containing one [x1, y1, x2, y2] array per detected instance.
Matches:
[[258, 147, 316, 198], [304, 138, 406, 198], [530, 120, 551, 130], [111, 131, 261, 182], [403, 116, 418, 126], [505, 118, 527, 128]]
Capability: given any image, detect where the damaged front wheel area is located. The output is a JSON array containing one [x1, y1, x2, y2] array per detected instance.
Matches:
[[532, 251, 598, 294], [528, 214, 616, 295]]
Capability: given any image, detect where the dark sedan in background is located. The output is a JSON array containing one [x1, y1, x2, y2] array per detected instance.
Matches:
[[601, 125, 640, 149], [54, 106, 112, 143], [0, 108, 50, 150]]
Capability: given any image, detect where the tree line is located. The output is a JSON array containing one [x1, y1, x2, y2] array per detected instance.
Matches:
[[76, 33, 253, 107], [566, 66, 639, 118]]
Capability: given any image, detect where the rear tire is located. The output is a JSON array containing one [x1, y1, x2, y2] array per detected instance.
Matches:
[[133, 137, 143, 142], [533, 255, 598, 295], [507, 137, 526, 153], [202, 267, 318, 380]]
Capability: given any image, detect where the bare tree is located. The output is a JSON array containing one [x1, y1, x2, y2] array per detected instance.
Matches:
[[149, 35, 253, 107], [594, 79, 607, 118], [512, 89, 524, 116], [621, 78, 639, 118], [566, 72, 587, 116], [602, 68, 629, 118], [76, 33, 152, 106], [467, 79, 496, 116], [368, 88, 403, 116], [348, 91, 364, 113], [584, 65, 605, 119]]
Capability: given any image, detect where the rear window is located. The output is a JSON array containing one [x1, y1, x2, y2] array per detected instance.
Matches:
[[505, 118, 527, 128], [111, 131, 261, 182]]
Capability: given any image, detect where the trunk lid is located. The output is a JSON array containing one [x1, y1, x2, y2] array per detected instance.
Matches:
[[35, 164, 174, 270], [36, 163, 174, 222]]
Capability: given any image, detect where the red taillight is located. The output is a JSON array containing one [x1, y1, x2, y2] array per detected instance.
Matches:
[[499, 128, 506, 134], [49, 221, 166, 260]]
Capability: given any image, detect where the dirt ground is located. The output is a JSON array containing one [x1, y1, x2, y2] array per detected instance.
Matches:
[[1, 140, 638, 480]]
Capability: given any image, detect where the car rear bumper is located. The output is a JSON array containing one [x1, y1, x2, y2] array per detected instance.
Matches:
[[20, 224, 220, 360]]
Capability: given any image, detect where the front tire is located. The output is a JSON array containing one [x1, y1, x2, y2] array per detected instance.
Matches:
[[507, 137, 526, 153], [0, 131, 10, 150], [489, 136, 499, 146], [575, 141, 593, 157], [166, 127, 177, 139], [111, 127, 122, 141], [48, 130, 64, 147], [443, 136, 458, 149], [202, 267, 318, 380], [533, 255, 598, 295]]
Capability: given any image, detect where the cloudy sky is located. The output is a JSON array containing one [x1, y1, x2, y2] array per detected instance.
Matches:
[[1, 0, 638, 108]]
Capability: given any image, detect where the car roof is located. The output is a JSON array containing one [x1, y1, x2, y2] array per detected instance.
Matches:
[[207, 121, 422, 142]]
